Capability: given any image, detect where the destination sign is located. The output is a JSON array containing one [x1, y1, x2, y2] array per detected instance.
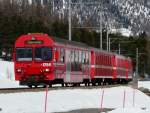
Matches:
[[26, 40, 43, 44]]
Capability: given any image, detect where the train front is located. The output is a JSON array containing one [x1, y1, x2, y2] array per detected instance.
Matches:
[[13, 33, 55, 87]]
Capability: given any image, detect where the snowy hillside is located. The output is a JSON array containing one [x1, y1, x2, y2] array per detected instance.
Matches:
[[3, 0, 150, 36], [111, 0, 150, 35], [53, 0, 150, 35]]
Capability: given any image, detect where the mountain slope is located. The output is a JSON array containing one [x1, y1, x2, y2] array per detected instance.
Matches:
[[60, 0, 150, 35]]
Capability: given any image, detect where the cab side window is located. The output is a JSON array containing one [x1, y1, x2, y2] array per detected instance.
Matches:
[[60, 48, 65, 63]]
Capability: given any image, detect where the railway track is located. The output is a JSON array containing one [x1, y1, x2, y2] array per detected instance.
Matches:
[[0, 84, 128, 94], [138, 87, 150, 97], [144, 92, 150, 96]]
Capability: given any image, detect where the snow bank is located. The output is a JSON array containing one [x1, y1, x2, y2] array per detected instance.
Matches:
[[138, 81, 150, 90], [0, 61, 20, 88], [0, 61, 14, 80], [0, 87, 150, 113]]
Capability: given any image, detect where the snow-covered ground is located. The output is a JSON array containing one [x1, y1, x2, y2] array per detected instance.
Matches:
[[0, 60, 150, 113], [0, 87, 150, 113], [138, 81, 150, 90], [0, 61, 21, 88]]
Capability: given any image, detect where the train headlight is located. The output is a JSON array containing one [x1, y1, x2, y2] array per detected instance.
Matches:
[[16, 68, 22, 73], [44, 68, 50, 72]]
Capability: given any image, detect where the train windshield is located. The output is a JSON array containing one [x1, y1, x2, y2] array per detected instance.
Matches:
[[35, 47, 52, 61], [16, 48, 32, 61]]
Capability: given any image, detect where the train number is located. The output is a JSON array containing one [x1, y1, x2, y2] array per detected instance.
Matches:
[[42, 63, 51, 67]]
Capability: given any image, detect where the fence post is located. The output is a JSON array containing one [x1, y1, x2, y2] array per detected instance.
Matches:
[[100, 89, 105, 112], [44, 85, 49, 113], [133, 89, 135, 107], [123, 90, 126, 108]]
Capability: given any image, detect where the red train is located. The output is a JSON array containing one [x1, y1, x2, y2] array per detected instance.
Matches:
[[13, 33, 133, 87]]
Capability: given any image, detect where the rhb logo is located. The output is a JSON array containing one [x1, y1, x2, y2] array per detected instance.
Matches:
[[42, 63, 51, 67]]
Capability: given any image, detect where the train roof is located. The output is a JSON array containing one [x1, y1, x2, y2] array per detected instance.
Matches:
[[90, 47, 114, 55], [15, 33, 54, 47], [52, 37, 131, 59], [90, 47, 131, 59], [114, 53, 131, 60], [52, 36, 89, 48]]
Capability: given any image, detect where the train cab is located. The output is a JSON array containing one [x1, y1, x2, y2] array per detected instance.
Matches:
[[14, 33, 56, 87]]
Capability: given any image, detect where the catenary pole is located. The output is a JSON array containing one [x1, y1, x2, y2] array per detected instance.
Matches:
[[119, 43, 120, 55], [68, 0, 72, 41], [106, 24, 109, 51]]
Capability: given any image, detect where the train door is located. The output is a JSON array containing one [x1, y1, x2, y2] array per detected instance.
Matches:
[[65, 48, 71, 82], [90, 50, 95, 79]]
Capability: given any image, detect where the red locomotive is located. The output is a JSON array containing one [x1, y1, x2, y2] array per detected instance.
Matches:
[[13, 33, 133, 87]]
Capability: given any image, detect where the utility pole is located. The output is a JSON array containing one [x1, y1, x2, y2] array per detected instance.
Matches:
[[136, 48, 139, 78], [68, 1, 102, 42], [108, 38, 110, 52], [133, 48, 138, 89], [100, 9, 103, 50], [118, 43, 120, 55], [106, 23, 109, 51], [68, 0, 72, 41], [52, 0, 55, 12]]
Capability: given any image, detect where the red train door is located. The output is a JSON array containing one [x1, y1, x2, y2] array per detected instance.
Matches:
[[65, 49, 71, 82]]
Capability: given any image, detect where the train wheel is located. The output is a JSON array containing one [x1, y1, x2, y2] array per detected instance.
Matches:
[[28, 85, 32, 88], [85, 83, 87, 86], [92, 83, 96, 86], [65, 83, 68, 87], [49, 84, 52, 88], [34, 85, 38, 88], [72, 83, 77, 87], [61, 83, 64, 87], [98, 82, 101, 86], [87, 83, 90, 86], [77, 83, 80, 87], [43, 85, 46, 88]]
